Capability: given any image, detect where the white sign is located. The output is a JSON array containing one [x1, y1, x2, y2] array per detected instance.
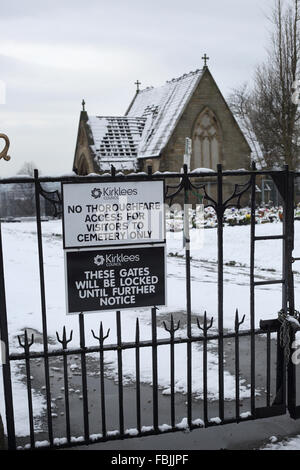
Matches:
[[62, 181, 165, 249]]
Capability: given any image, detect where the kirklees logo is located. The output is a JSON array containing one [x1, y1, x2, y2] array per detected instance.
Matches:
[[94, 255, 105, 266], [91, 188, 102, 199], [94, 253, 140, 267], [91, 186, 138, 200]]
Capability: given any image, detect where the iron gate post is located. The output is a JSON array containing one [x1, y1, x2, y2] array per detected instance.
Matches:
[[34, 169, 54, 445], [216, 164, 225, 422], [183, 164, 193, 428], [270, 167, 295, 409], [0, 132, 15, 449], [0, 222, 16, 449], [284, 170, 298, 418]]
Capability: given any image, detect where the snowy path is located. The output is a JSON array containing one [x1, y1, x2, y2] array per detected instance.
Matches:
[[1, 219, 299, 437]]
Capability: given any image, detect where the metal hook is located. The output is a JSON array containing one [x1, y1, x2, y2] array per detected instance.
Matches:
[[0, 133, 11, 161]]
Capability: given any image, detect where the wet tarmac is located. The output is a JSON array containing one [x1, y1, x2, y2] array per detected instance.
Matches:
[[12, 332, 300, 450]]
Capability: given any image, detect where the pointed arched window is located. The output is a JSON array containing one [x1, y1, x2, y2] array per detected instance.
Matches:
[[192, 108, 222, 170], [78, 154, 89, 176]]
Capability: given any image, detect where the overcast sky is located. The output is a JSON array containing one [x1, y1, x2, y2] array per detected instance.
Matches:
[[0, 0, 274, 177]]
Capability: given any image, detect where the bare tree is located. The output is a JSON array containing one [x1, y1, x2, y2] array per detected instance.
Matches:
[[13, 161, 37, 216], [230, 0, 300, 169], [17, 161, 36, 177]]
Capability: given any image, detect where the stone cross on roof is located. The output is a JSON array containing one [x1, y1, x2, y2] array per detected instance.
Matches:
[[202, 53, 209, 67], [82, 99, 86, 111], [135, 80, 141, 92]]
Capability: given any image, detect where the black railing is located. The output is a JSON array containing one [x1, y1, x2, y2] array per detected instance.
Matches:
[[0, 165, 299, 450]]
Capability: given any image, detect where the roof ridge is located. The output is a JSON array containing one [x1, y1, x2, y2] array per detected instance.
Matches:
[[93, 115, 146, 120], [138, 69, 202, 94], [165, 69, 202, 84]]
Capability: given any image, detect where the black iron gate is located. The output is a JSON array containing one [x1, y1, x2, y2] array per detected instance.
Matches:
[[0, 165, 299, 450]]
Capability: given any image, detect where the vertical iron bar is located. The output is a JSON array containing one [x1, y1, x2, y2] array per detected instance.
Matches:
[[217, 164, 224, 422], [203, 319, 208, 426], [250, 163, 256, 416], [135, 319, 141, 434], [266, 327, 271, 408], [79, 313, 89, 442], [170, 328, 175, 428], [183, 164, 192, 427], [24, 335, 35, 448], [282, 166, 289, 313], [116, 311, 124, 435], [62, 350, 71, 443], [100, 339, 107, 438], [151, 307, 159, 432], [34, 169, 53, 445], [275, 167, 290, 406], [235, 318, 240, 422], [286, 169, 296, 416], [0, 220, 16, 449]]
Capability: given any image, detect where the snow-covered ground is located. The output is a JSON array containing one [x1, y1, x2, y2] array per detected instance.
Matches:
[[1, 219, 299, 437], [263, 435, 300, 450]]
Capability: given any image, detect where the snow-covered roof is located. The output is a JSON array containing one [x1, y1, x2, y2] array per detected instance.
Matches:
[[126, 69, 204, 158], [233, 114, 266, 169], [84, 68, 253, 171], [87, 116, 146, 171]]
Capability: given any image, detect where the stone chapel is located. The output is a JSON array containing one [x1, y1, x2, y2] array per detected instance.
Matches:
[[73, 63, 251, 175]]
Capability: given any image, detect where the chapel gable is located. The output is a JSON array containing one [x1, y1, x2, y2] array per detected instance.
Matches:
[[73, 64, 252, 176]]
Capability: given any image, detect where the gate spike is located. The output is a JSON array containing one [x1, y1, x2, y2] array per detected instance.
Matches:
[[235, 309, 239, 331], [56, 327, 73, 348], [92, 322, 110, 343], [135, 318, 140, 343], [25, 329, 29, 348], [163, 315, 180, 335], [63, 326, 67, 344], [235, 309, 246, 332], [197, 312, 214, 334], [18, 330, 34, 350]]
